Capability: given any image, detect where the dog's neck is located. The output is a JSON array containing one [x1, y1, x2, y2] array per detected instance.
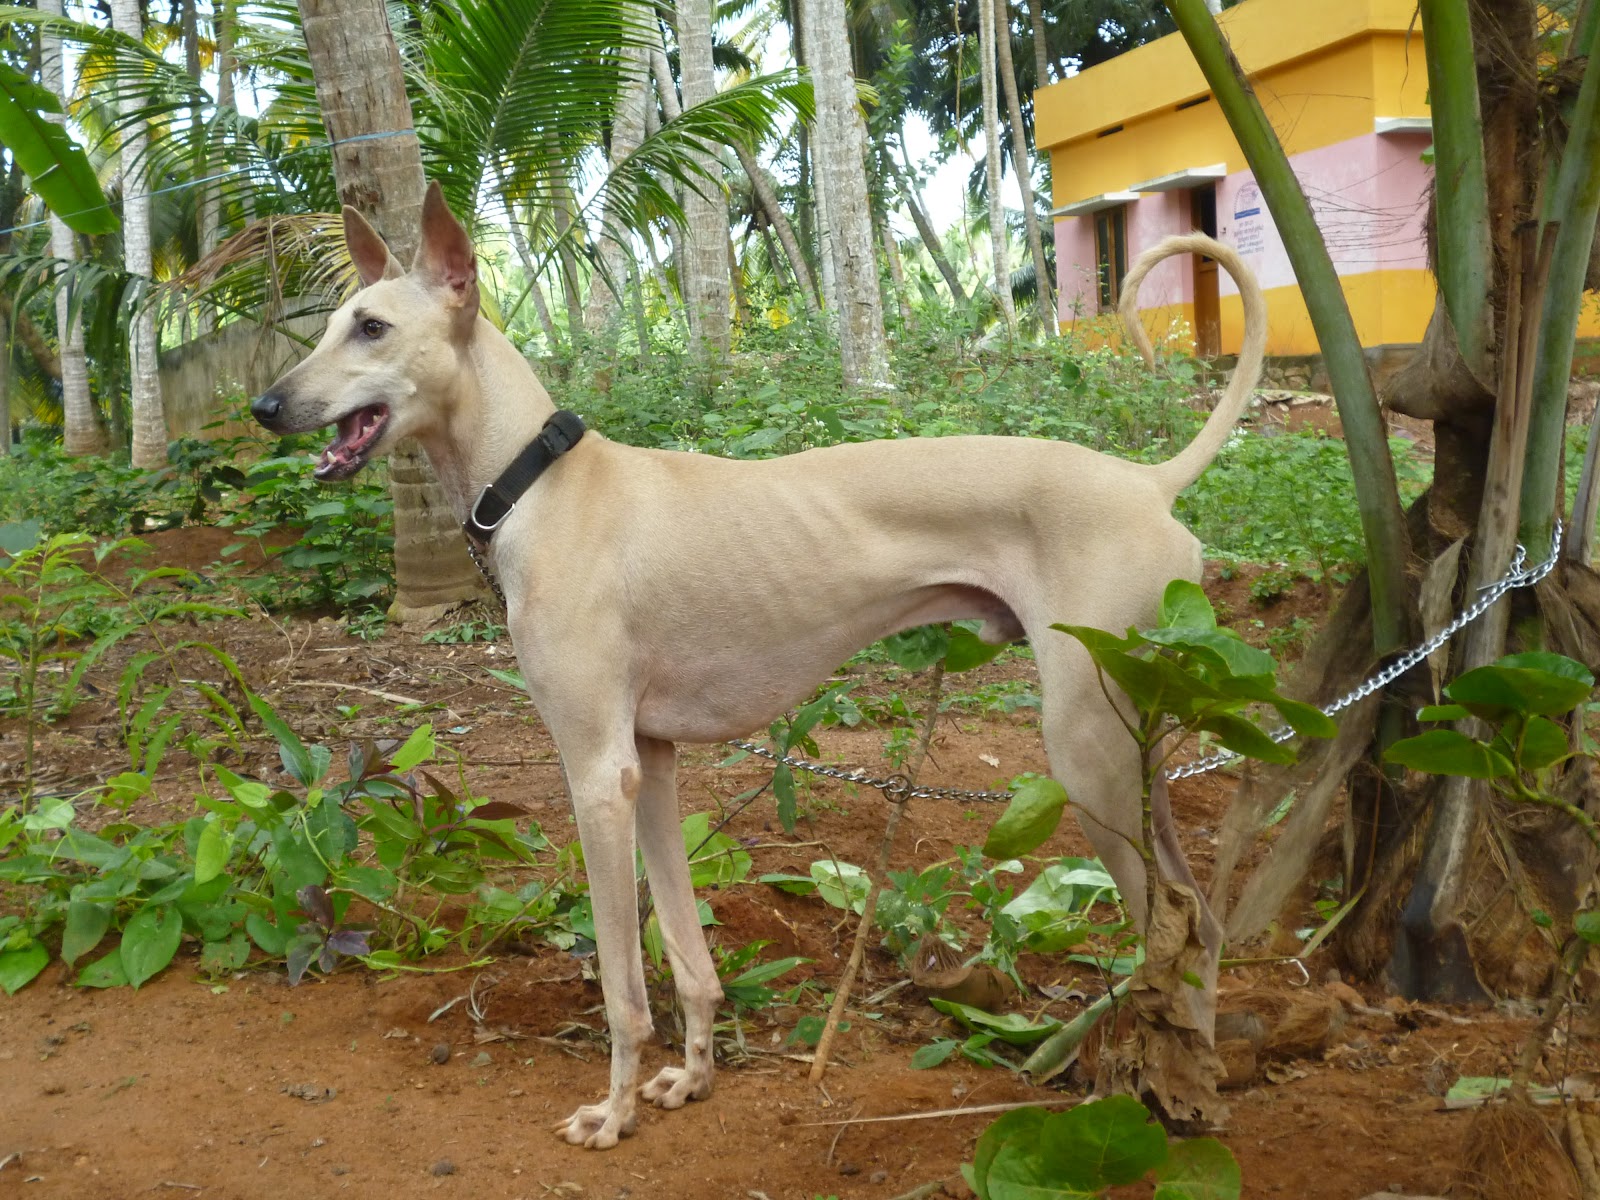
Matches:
[[416, 318, 562, 525]]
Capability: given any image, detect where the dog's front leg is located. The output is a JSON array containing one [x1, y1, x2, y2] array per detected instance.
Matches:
[[633, 736, 723, 1109], [554, 750, 653, 1149]]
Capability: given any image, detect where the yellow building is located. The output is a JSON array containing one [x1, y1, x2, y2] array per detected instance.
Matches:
[[1034, 0, 1592, 361]]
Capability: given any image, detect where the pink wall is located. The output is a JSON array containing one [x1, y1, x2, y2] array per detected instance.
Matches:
[[1054, 130, 1432, 323]]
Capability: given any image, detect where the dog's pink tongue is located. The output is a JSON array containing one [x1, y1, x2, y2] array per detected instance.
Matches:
[[317, 410, 364, 474]]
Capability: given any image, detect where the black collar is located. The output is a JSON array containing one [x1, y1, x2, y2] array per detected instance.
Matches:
[[464, 410, 586, 543]]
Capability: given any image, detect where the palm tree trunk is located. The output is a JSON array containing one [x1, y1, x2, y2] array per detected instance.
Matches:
[[500, 186, 564, 353], [675, 0, 732, 357], [978, 0, 1016, 328], [550, 162, 587, 343], [728, 233, 751, 327], [1418, 0, 1494, 382], [111, 0, 166, 469], [890, 150, 968, 306], [803, 0, 893, 387], [876, 203, 914, 328], [298, 0, 488, 621], [1521, 25, 1600, 551], [994, 0, 1054, 332], [1024, 0, 1051, 84], [731, 141, 820, 314], [41, 0, 104, 455], [583, 7, 651, 335], [197, 0, 235, 334]]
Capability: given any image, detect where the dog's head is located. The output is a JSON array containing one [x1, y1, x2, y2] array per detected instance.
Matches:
[[250, 181, 479, 480]]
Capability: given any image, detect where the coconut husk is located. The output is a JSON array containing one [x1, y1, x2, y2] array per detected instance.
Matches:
[[907, 934, 1016, 1012], [1215, 1038, 1258, 1090], [1452, 1101, 1581, 1200], [1216, 986, 1346, 1062]]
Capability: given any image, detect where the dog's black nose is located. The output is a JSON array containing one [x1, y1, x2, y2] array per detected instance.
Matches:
[[250, 391, 284, 426]]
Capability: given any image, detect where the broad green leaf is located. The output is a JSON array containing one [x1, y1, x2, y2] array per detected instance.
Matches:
[[911, 1040, 960, 1069], [194, 818, 231, 885], [60, 900, 112, 966], [681, 811, 752, 887], [756, 872, 817, 896], [486, 666, 527, 690], [929, 998, 1061, 1045], [1143, 625, 1275, 682], [0, 60, 118, 234], [1383, 730, 1515, 779], [390, 724, 435, 772], [1417, 704, 1471, 722], [1517, 716, 1570, 771], [1152, 1137, 1242, 1200], [76, 949, 129, 989], [0, 941, 49, 994], [882, 624, 949, 671], [247, 693, 316, 784], [972, 1107, 1049, 1200], [246, 911, 290, 956], [1159, 579, 1216, 629], [214, 765, 272, 811], [809, 860, 870, 914], [22, 794, 75, 832], [1040, 1095, 1168, 1189], [1194, 713, 1296, 764], [1445, 660, 1594, 721], [1053, 624, 1216, 716], [120, 904, 183, 988], [1575, 910, 1600, 944], [1268, 697, 1338, 739], [946, 622, 1008, 672], [983, 775, 1068, 859]]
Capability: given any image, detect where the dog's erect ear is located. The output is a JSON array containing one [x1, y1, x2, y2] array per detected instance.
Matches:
[[413, 180, 479, 317], [343, 206, 403, 287]]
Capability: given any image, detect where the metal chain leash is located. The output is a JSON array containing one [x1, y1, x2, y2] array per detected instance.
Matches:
[[1167, 518, 1564, 780], [724, 739, 1014, 804]]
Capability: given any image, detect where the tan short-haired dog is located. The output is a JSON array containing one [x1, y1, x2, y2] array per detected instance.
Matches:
[[253, 182, 1267, 1148]]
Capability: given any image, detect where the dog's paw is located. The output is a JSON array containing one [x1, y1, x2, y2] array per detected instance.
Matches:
[[553, 1100, 637, 1149], [640, 1064, 713, 1110]]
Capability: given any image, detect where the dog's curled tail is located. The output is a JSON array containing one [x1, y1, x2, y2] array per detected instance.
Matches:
[[1117, 232, 1268, 497]]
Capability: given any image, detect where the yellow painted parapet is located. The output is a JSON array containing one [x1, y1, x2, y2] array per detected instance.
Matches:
[[1035, 0, 1426, 154]]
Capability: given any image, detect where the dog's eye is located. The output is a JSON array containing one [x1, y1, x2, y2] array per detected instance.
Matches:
[[360, 318, 387, 339]]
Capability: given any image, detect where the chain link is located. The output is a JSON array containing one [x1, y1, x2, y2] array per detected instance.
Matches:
[[1167, 519, 1564, 780], [724, 739, 1014, 804], [466, 519, 1564, 797]]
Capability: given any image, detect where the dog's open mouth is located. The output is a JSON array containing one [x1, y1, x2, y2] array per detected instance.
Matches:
[[314, 404, 390, 481]]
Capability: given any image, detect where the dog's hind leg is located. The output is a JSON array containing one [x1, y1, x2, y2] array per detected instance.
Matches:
[[1031, 632, 1153, 925], [634, 736, 724, 1110], [553, 742, 653, 1149]]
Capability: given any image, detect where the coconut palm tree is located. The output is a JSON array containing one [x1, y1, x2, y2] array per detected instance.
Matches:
[[109, 0, 165, 469], [39, 0, 104, 454]]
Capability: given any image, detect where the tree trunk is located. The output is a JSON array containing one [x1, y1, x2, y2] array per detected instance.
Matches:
[[41, 0, 104, 455], [803, 0, 893, 387], [674, 0, 731, 357], [994, 0, 1054, 332], [876, 202, 914, 328], [501, 188, 564, 354], [111, 0, 166, 469], [891, 150, 968, 305], [732, 141, 820, 314], [197, 0, 235, 331], [550, 162, 587, 343], [298, 0, 489, 622], [1024, 0, 1051, 84], [583, 6, 651, 335], [979, 0, 1016, 329]]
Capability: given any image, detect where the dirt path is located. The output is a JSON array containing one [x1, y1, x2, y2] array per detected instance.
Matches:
[[1, 528, 1587, 1198]]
